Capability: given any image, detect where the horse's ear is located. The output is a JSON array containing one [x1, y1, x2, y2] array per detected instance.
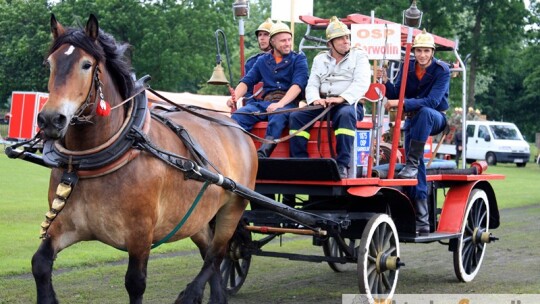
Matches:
[[50, 14, 65, 40], [85, 14, 99, 42]]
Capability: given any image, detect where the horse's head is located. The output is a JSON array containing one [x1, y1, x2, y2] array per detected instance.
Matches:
[[38, 14, 133, 140]]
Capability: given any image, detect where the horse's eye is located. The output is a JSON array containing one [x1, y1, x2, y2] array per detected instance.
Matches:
[[82, 62, 93, 70]]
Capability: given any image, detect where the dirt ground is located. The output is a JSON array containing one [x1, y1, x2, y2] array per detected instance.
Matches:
[[222, 204, 540, 304], [2, 204, 539, 303]]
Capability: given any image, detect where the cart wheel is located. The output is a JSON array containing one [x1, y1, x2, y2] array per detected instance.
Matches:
[[358, 214, 401, 302], [453, 189, 490, 282], [220, 225, 252, 295], [322, 237, 359, 272]]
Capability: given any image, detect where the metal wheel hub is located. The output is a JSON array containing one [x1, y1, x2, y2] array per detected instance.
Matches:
[[472, 228, 498, 244], [376, 251, 403, 272]]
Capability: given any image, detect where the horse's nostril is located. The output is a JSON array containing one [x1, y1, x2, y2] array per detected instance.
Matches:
[[52, 114, 67, 129], [37, 113, 47, 129]]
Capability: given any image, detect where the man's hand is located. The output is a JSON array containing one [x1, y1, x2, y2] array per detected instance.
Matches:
[[226, 98, 236, 109], [267, 101, 284, 113], [313, 99, 327, 107], [326, 96, 346, 105], [376, 67, 388, 84], [384, 99, 399, 111]]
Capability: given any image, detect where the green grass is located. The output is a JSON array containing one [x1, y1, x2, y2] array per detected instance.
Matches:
[[0, 149, 539, 277], [0, 152, 197, 276]]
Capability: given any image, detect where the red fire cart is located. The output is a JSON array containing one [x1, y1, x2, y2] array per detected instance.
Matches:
[[218, 13, 504, 303]]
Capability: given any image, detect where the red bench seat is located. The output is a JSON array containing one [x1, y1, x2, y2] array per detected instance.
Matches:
[[251, 119, 373, 158]]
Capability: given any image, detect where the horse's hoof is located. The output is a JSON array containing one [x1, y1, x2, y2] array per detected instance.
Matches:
[[175, 286, 203, 304]]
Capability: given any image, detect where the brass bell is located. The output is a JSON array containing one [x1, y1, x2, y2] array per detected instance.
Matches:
[[207, 62, 229, 85]]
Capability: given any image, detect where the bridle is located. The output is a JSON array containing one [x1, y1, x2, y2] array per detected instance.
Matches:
[[70, 63, 101, 125]]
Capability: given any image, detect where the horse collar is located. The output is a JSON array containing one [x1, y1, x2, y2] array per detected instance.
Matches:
[[41, 91, 149, 176]]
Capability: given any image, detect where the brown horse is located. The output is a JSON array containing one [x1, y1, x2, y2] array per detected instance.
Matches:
[[34, 14, 257, 303]]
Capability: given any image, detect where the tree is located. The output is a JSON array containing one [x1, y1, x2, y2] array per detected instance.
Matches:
[[454, 0, 529, 109], [0, 0, 52, 111]]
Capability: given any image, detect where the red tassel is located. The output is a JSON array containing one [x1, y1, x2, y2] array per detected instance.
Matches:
[[96, 99, 111, 116]]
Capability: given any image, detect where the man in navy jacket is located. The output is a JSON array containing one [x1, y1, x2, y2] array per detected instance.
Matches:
[[380, 29, 450, 235]]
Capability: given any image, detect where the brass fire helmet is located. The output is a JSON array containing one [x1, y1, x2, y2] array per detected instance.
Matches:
[[269, 20, 292, 38], [255, 18, 274, 36], [326, 16, 350, 41], [413, 29, 435, 49]]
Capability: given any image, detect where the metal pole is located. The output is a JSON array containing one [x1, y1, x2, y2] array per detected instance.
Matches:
[[239, 18, 245, 77], [290, 0, 295, 50], [388, 26, 413, 179], [455, 48, 467, 169]]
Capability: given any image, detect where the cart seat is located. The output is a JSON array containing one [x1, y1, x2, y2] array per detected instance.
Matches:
[[252, 119, 373, 158]]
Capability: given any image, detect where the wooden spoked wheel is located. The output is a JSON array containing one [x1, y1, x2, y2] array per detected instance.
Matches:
[[453, 189, 490, 282], [357, 214, 401, 302], [220, 225, 252, 295], [322, 237, 359, 272]]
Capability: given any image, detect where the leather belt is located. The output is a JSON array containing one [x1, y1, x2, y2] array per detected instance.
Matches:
[[263, 90, 286, 101], [320, 93, 339, 98]]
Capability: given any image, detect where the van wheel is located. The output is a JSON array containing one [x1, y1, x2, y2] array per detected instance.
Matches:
[[485, 152, 496, 166]]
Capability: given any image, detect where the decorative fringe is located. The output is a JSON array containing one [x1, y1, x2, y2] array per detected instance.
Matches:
[[40, 182, 72, 239]]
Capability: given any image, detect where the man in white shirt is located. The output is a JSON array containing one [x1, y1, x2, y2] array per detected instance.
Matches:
[[288, 16, 371, 178]]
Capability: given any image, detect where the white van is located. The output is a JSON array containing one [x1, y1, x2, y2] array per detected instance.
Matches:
[[437, 121, 530, 167]]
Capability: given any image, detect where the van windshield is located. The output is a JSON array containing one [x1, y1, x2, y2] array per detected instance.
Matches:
[[489, 125, 521, 140]]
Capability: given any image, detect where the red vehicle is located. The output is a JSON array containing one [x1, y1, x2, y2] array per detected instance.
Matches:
[[217, 13, 504, 303], [5, 91, 48, 151]]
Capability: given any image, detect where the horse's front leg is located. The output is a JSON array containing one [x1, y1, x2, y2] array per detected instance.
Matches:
[[125, 247, 151, 304], [32, 238, 58, 304]]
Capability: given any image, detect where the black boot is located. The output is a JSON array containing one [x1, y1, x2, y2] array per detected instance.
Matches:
[[257, 137, 277, 158], [397, 140, 425, 179], [414, 198, 430, 236]]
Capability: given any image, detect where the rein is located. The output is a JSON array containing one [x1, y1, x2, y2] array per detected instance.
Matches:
[[147, 88, 333, 145]]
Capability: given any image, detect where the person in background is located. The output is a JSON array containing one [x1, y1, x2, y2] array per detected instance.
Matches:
[[227, 21, 308, 158], [289, 16, 371, 178], [244, 18, 274, 100], [378, 29, 450, 235]]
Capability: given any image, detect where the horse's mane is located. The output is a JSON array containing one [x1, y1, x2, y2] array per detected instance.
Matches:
[[49, 27, 134, 100]]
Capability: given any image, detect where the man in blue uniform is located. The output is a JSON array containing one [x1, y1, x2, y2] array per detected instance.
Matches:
[[227, 21, 309, 158], [380, 29, 450, 235], [288, 16, 371, 178], [244, 18, 274, 99]]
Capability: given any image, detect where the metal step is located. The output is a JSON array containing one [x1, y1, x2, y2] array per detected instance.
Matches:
[[400, 232, 461, 243]]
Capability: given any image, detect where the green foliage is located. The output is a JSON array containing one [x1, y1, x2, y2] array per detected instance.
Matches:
[[0, 1, 537, 139], [0, 0, 51, 111]]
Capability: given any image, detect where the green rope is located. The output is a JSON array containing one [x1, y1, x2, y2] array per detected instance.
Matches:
[[116, 181, 210, 252], [151, 181, 210, 249]]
